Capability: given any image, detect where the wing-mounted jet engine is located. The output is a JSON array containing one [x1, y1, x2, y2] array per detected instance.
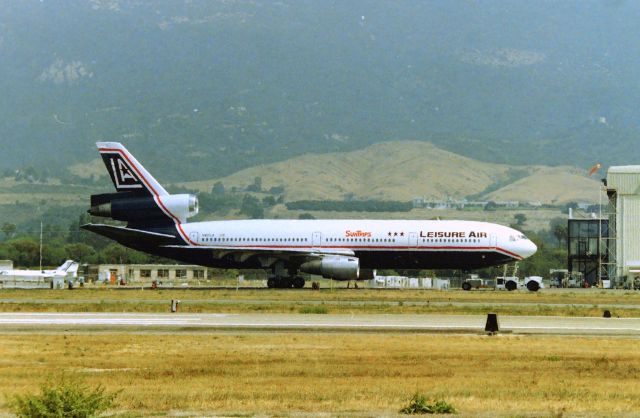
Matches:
[[299, 256, 360, 280]]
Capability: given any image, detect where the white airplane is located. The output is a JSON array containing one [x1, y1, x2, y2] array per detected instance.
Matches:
[[83, 142, 537, 288], [0, 260, 79, 279]]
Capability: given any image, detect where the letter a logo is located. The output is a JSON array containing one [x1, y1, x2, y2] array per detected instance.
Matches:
[[110, 156, 143, 189]]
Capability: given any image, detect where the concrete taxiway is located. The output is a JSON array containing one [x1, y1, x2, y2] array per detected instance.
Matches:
[[0, 313, 639, 336]]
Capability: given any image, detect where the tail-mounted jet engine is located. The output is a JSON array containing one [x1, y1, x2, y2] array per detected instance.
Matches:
[[88, 192, 198, 223], [300, 256, 360, 281]]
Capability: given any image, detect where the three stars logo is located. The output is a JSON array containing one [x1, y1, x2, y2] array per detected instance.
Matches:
[[388, 231, 405, 237]]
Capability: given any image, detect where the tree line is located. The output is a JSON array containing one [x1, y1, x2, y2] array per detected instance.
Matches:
[[0, 213, 169, 268]]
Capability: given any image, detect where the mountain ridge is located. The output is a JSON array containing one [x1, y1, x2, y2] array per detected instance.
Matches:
[[181, 141, 602, 204]]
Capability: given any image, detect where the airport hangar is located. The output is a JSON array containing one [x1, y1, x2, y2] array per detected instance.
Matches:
[[568, 165, 640, 288]]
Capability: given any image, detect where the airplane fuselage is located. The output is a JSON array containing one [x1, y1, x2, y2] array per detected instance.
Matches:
[[136, 219, 536, 271]]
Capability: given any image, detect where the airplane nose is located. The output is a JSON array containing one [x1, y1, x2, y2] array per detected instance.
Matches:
[[520, 240, 537, 259]]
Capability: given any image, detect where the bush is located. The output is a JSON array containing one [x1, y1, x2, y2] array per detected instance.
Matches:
[[12, 375, 119, 418], [400, 392, 456, 414]]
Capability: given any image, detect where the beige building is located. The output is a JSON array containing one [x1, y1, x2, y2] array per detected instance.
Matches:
[[97, 264, 209, 282]]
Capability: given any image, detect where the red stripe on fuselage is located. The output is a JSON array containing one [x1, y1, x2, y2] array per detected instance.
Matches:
[[199, 244, 523, 260]]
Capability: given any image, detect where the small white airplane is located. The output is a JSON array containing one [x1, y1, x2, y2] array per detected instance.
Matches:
[[83, 142, 537, 288], [0, 260, 79, 279]]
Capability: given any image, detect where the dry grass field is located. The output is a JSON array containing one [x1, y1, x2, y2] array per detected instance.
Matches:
[[2, 289, 640, 416], [7, 287, 640, 303], [2, 288, 640, 317], [1, 332, 639, 417]]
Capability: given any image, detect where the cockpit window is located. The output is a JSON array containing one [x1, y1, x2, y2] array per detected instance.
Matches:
[[519, 234, 527, 240]]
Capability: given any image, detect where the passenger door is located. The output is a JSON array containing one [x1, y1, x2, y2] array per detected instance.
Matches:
[[312, 232, 322, 246], [409, 232, 418, 247]]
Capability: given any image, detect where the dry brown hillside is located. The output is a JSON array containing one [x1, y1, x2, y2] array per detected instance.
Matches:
[[182, 141, 602, 204], [484, 166, 603, 204]]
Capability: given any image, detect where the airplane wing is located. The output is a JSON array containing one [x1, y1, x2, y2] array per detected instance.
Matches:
[[83, 222, 354, 268], [160, 244, 354, 266]]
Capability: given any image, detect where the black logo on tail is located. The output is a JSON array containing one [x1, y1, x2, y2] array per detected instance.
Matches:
[[102, 154, 144, 190]]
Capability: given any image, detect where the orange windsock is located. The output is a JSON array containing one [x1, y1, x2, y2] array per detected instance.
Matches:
[[588, 163, 602, 176]]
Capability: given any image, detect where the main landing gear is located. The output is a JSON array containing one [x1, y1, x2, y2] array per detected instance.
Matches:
[[267, 261, 305, 289], [267, 276, 305, 289]]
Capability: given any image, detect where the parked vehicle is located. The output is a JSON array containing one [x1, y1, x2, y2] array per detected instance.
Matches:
[[495, 276, 519, 291], [495, 263, 520, 291], [549, 269, 584, 288], [524, 276, 544, 292]]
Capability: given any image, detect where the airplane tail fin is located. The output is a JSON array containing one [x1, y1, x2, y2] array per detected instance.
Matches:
[[56, 260, 79, 277], [96, 142, 168, 196], [89, 142, 198, 227]]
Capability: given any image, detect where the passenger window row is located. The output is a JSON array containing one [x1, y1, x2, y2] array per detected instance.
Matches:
[[199, 236, 480, 245], [201, 237, 308, 243]]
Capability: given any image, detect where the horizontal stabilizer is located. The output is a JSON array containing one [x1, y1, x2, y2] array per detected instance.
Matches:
[[81, 224, 177, 246]]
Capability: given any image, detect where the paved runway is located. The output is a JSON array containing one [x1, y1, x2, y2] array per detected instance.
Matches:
[[0, 313, 639, 336], [3, 297, 639, 310]]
